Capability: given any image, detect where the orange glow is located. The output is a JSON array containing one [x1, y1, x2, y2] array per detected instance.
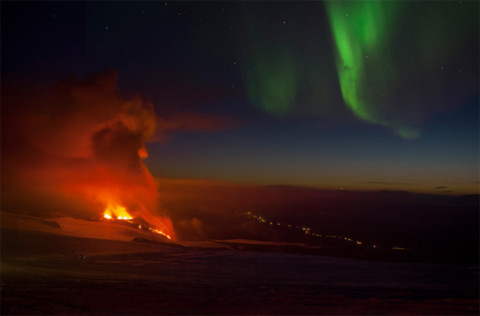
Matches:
[[104, 204, 133, 220], [138, 146, 149, 159], [150, 228, 172, 240], [2, 70, 176, 241], [104, 212, 112, 220]]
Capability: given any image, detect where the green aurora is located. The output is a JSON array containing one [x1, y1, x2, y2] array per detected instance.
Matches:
[[243, 45, 298, 116], [241, 1, 476, 139], [325, 1, 417, 138]]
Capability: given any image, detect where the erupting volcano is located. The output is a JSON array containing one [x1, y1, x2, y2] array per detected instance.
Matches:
[[102, 203, 172, 240], [103, 205, 132, 220], [2, 70, 175, 240]]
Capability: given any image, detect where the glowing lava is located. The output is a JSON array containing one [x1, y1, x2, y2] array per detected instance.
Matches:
[[104, 204, 133, 220], [150, 228, 172, 240], [104, 213, 112, 220], [102, 204, 173, 240]]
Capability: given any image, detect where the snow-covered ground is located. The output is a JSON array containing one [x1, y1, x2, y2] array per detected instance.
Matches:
[[1, 212, 478, 314]]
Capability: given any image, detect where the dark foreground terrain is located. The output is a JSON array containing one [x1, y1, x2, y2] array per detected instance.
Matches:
[[1, 226, 478, 315]]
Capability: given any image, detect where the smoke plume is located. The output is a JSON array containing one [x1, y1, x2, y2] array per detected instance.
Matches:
[[2, 70, 174, 238]]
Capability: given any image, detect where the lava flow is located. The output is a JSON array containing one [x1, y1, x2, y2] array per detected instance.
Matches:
[[103, 204, 172, 240], [2, 70, 175, 241], [104, 205, 133, 220]]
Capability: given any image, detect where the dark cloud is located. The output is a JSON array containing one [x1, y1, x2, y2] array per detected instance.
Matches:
[[154, 111, 241, 142], [363, 181, 414, 186], [435, 186, 448, 190]]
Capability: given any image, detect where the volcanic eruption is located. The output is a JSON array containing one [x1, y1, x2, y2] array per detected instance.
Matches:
[[1, 70, 175, 240]]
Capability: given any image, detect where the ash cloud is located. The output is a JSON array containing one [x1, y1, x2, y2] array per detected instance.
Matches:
[[154, 111, 241, 142], [1, 70, 175, 235]]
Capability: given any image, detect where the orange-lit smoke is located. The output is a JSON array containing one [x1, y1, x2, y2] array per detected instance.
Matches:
[[2, 70, 175, 239]]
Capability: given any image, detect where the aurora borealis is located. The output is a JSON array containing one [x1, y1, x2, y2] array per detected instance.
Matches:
[[243, 43, 298, 116], [239, 1, 477, 140], [325, 1, 477, 139], [1, 1, 478, 195], [326, 1, 407, 137]]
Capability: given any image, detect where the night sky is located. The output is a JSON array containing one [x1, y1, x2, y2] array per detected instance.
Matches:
[[2, 1, 478, 195]]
